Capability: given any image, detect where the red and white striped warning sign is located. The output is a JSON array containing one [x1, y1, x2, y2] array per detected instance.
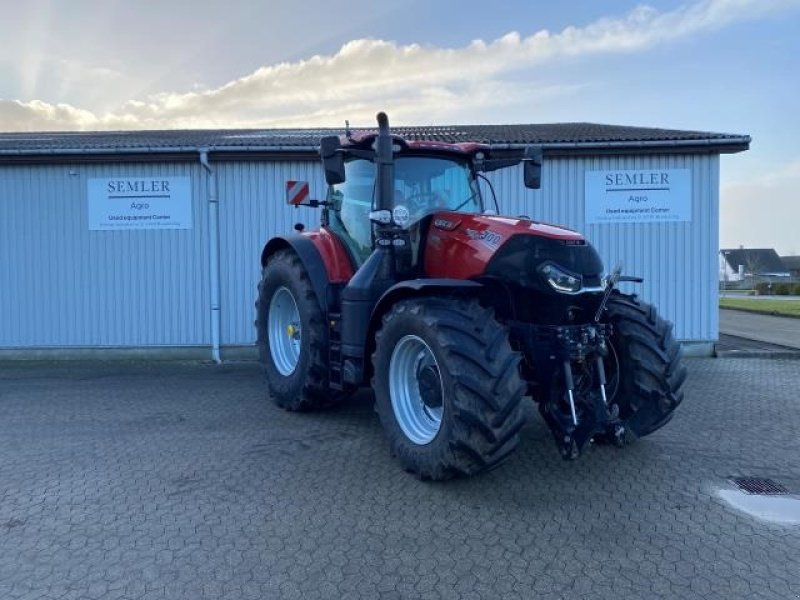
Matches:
[[286, 181, 310, 206]]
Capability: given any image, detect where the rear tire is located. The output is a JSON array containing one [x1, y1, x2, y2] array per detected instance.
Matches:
[[605, 292, 687, 438], [256, 250, 339, 411], [372, 298, 527, 480]]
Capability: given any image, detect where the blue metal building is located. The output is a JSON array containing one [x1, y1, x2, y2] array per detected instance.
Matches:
[[0, 124, 749, 359]]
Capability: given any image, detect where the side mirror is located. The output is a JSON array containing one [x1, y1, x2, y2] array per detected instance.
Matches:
[[523, 145, 543, 189], [320, 135, 345, 185]]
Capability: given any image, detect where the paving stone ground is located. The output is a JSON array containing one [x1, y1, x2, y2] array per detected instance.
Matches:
[[0, 358, 799, 600]]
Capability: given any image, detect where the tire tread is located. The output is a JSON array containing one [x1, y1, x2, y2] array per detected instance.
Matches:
[[606, 292, 686, 438], [372, 297, 526, 480]]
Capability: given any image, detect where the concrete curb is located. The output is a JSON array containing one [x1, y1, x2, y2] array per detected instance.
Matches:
[[0, 345, 259, 362], [719, 306, 800, 320], [5, 343, 799, 361], [715, 349, 800, 359]]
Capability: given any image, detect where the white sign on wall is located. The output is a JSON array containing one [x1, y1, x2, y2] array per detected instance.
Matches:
[[585, 169, 691, 224], [88, 177, 192, 230]]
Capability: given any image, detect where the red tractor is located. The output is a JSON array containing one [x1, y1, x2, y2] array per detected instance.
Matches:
[[256, 112, 686, 480]]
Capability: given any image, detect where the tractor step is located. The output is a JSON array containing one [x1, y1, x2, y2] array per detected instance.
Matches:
[[328, 312, 344, 391]]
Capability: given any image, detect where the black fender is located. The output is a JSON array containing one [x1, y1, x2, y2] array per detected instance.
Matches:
[[362, 278, 484, 381], [372, 279, 484, 321], [261, 235, 331, 312]]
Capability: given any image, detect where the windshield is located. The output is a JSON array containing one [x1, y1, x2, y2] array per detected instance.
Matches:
[[327, 155, 481, 264], [394, 156, 481, 223]]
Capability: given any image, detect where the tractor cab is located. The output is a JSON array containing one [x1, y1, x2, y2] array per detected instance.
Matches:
[[320, 125, 540, 273], [327, 152, 482, 266]]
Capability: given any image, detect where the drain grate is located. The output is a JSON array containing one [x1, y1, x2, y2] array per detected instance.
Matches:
[[731, 477, 789, 495]]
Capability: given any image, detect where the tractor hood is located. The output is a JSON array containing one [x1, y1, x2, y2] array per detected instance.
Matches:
[[423, 211, 605, 291]]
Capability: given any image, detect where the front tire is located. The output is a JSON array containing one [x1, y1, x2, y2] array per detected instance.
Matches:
[[605, 292, 687, 438], [256, 250, 338, 411], [372, 298, 527, 480]]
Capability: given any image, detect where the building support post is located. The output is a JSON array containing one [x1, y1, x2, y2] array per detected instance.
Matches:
[[199, 150, 222, 363]]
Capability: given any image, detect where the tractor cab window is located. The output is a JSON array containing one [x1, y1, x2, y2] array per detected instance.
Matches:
[[328, 159, 375, 265], [394, 156, 481, 226]]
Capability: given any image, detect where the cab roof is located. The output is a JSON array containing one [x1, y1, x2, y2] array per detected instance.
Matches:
[[341, 132, 490, 156]]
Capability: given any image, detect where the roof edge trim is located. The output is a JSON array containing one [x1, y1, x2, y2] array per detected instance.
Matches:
[[0, 136, 751, 160]]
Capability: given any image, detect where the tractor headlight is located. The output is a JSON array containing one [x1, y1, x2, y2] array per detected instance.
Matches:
[[539, 263, 582, 294]]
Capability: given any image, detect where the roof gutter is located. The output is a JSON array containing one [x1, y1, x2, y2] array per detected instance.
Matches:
[[489, 136, 751, 155], [0, 145, 320, 156]]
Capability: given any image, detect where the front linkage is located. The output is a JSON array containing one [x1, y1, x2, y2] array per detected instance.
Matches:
[[511, 320, 626, 460]]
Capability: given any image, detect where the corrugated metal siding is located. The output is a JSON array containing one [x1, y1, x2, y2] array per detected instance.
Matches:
[[1, 152, 720, 349], [216, 161, 325, 345], [481, 154, 720, 341], [0, 162, 209, 347], [219, 153, 718, 345]]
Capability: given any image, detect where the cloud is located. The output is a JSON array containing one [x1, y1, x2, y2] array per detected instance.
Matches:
[[721, 157, 800, 255], [0, 0, 797, 131], [0, 99, 99, 130]]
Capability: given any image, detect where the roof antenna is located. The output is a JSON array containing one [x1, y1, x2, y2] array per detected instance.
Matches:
[[344, 119, 352, 141]]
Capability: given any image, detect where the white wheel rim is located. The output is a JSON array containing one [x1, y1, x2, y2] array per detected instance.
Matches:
[[388, 335, 444, 445], [268, 286, 301, 376]]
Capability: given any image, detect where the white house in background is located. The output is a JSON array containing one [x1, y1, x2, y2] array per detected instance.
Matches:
[[781, 255, 800, 279], [719, 248, 790, 282]]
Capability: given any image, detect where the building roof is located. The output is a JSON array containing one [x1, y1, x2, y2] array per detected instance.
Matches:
[[720, 248, 789, 275], [0, 123, 750, 161], [780, 255, 800, 271]]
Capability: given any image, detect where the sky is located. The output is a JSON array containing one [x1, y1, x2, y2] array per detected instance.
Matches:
[[0, 0, 798, 254]]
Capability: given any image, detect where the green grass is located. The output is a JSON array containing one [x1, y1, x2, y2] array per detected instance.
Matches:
[[720, 297, 800, 318]]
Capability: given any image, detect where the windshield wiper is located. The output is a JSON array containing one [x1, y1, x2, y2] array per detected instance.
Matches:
[[452, 192, 479, 212]]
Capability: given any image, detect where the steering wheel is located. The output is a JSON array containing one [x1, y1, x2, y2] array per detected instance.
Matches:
[[405, 191, 445, 214]]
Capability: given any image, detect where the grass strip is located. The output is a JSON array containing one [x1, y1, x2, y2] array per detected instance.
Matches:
[[720, 297, 800, 318]]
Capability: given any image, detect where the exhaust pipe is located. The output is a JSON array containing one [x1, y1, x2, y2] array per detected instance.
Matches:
[[375, 112, 394, 214]]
